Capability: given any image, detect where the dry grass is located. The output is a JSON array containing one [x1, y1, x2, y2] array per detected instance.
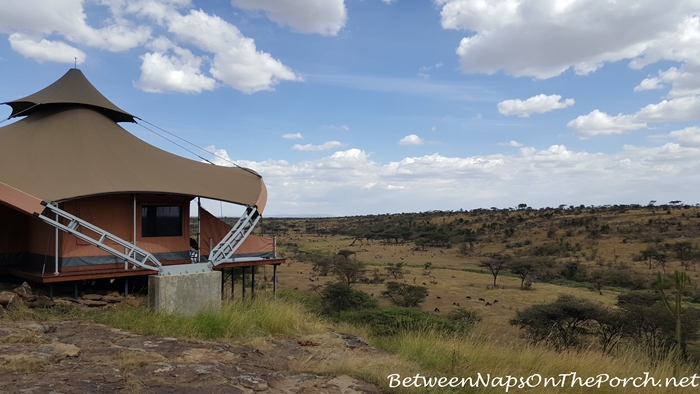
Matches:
[[0, 332, 47, 344], [113, 350, 166, 373], [90, 293, 329, 341], [0, 356, 50, 373]]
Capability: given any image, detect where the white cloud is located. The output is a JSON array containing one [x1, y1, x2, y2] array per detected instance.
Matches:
[[8, 33, 85, 64], [0, 1, 299, 94], [292, 141, 344, 151], [399, 134, 424, 145], [283, 133, 303, 139], [498, 140, 523, 147], [567, 110, 647, 138], [569, 95, 700, 138], [634, 65, 700, 97], [323, 124, 350, 131], [166, 10, 300, 94], [498, 94, 574, 117], [437, 0, 700, 79], [0, 0, 151, 58], [208, 142, 700, 215], [231, 0, 347, 36], [664, 126, 700, 147], [203, 145, 234, 166], [417, 62, 444, 78], [136, 38, 216, 93]]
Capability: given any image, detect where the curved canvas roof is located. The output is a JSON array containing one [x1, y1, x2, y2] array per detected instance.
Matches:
[[5, 69, 135, 123], [0, 70, 266, 210]]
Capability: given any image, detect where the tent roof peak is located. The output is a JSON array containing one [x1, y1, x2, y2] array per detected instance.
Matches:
[[3, 68, 135, 123]]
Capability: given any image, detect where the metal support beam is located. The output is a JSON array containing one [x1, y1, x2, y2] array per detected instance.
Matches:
[[242, 266, 246, 299], [231, 268, 234, 300], [273, 264, 277, 300], [124, 278, 129, 296], [36, 202, 161, 272], [251, 267, 255, 299]]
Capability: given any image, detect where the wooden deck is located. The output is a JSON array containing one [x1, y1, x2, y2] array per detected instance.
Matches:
[[4, 258, 286, 284]]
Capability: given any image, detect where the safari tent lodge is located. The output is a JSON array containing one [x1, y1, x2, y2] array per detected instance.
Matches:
[[0, 69, 283, 293]]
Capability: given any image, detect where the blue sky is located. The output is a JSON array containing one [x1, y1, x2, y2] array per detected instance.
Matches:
[[2, 0, 700, 216]]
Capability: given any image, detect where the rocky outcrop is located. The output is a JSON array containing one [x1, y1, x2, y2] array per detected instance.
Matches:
[[0, 320, 383, 393]]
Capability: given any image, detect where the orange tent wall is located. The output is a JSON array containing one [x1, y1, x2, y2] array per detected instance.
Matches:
[[0, 203, 29, 261], [59, 194, 193, 270], [199, 206, 274, 258], [0, 202, 57, 272]]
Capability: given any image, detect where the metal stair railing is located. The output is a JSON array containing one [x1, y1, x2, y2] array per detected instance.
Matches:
[[208, 206, 260, 266], [35, 202, 162, 271]]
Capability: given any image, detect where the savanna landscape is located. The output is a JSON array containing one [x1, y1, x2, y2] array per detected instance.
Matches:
[[3, 202, 699, 393]]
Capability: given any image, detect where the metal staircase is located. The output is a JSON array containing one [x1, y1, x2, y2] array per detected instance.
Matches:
[[207, 206, 260, 265], [36, 202, 162, 271]]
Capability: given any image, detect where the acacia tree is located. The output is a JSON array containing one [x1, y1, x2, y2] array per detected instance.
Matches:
[[510, 295, 603, 351], [381, 282, 428, 307], [509, 259, 535, 289], [331, 257, 366, 287], [479, 257, 509, 288], [385, 262, 405, 279]]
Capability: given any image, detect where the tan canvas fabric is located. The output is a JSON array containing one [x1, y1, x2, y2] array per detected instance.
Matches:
[[5, 69, 134, 123], [0, 69, 265, 210], [0, 108, 263, 206]]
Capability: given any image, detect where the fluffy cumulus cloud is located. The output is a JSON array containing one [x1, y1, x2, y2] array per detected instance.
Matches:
[[0, 0, 150, 57], [230, 0, 347, 36], [0, 0, 300, 94], [292, 141, 344, 151], [399, 134, 424, 145], [283, 133, 303, 139], [166, 9, 300, 93], [136, 37, 216, 93], [436, 0, 700, 79], [568, 96, 700, 138], [207, 142, 700, 215], [498, 94, 574, 117], [664, 126, 700, 147], [8, 33, 86, 64]]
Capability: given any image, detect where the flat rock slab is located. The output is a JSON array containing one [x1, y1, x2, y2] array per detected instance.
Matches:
[[0, 320, 382, 394], [81, 294, 104, 301], [77, 299, 108, 307]]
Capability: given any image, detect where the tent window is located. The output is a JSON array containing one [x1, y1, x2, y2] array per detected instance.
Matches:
[[141, 206, 182, 237]]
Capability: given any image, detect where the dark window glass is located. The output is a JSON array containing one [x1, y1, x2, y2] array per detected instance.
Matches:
[[141, 206, 182, 237]]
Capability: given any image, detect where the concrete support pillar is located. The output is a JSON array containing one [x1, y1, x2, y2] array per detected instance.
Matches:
[[149, 271, 221, 316]]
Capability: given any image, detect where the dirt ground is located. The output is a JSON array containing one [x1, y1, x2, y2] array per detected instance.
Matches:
[[0, 318, 382, 394]]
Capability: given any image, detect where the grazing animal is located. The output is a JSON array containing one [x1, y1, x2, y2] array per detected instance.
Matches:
[[437, 296, 441, 299], [452, 302, 456, 306], [434, 308, 440, 312], [309, 278, 314, 282], [293, 288, 298, 291], [457, 303, 460, 306], [478, 298, 485, 302], [493, 300, 499, 303], [485, 302, 492, 306], [466, 296, 472, 300], [423, 282, 427, 286]]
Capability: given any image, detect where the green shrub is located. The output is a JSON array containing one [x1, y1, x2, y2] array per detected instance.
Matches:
[[321, 282, 378, 313], [338, 307, 471, 336]]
